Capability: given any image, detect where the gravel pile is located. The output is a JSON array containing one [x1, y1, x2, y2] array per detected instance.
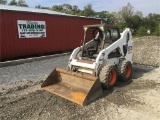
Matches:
[[133, 36, 160, 67]]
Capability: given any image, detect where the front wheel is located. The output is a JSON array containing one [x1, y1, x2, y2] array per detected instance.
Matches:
[[99, 64, 118, 89]]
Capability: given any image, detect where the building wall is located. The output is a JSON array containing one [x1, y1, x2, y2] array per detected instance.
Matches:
[[0, 10, 101, 60]]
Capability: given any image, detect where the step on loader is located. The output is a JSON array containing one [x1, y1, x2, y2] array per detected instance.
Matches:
[[41, 24, 133, 106]]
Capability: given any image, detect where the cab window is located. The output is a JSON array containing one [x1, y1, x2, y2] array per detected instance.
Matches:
[[111, 29, 119, 40], [105, 28, 119, 42]]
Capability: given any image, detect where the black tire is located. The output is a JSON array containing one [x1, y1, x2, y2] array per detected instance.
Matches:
[[118, 60, 132, 82], [99, 64, 118, 89]]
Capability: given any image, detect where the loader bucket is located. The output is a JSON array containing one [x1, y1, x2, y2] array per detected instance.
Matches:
[[41, 68, 103, 106]]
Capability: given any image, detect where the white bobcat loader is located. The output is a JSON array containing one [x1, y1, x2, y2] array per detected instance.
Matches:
[[42, 24, 133, 106]]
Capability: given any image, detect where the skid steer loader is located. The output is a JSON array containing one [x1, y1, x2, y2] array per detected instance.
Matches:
[[42, 24, 133, 106]]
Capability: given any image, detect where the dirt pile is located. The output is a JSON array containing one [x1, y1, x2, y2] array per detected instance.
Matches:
[[133, 36, 160, 66]]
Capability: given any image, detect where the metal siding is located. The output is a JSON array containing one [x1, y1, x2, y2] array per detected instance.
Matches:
[[1, 10, 101, 59]]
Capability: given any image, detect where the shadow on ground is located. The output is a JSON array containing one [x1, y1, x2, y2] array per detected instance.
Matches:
[[93, 63, 157, 106]]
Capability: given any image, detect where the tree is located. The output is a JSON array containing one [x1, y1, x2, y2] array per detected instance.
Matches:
[[51, 4, 81, 15], [31, 3, 160, 37], [127, 15, 142, 31], [17, 0, 28, 7], [144, 13, 160, 33], [137, 26, 147, 36], [61, 4, 72, 13], [82, 4, 95, 17], [0, 0, 7, 5], [119, 3, 134, 20], [35, 4, 41, 9], [9, 0, 17, 5], [108, 12, 118, 24], [95, 11, 116, 24], [96, 11, 109, 18], [52, 5, 63, 12], [72, 5, 81, 15], [134, 11, 143, 18], [153, 26, 160, 36], [118, 3, 134, 28]]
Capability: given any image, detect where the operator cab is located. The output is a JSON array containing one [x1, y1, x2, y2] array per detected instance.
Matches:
[[78, 24, 121, 60]]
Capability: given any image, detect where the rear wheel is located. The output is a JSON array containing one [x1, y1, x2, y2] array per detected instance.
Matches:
[[118, 60, 132, 82], [99, 64, 118, 89]]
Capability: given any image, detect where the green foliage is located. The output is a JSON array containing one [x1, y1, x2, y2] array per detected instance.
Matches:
[[82, 4, 95, 17], [35, 5, 41, 9], [115, 3, 159, 36], [0, 0, 7, 5], [44, 2, 160, 36], [144, 14, 160, 34], [118, 3, 134, 22], [51, 4, 95, 16], [71, 5, 81, 15], [17, 0, 28, 7], [125, 15, 143, 32], [137, 26, 147, 36], [9, 0, 17, 5], [95, 11, 115, 24], [153, 26, 160, 36], [9, 0, 28, 7]]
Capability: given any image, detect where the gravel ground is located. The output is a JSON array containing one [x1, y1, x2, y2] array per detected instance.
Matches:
[[0, 55, 69, 84], [0, 36, 160, 120], [0, 65, 160, 120]]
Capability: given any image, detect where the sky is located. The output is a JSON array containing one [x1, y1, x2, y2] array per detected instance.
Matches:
[[8, 0, 160, 16]]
